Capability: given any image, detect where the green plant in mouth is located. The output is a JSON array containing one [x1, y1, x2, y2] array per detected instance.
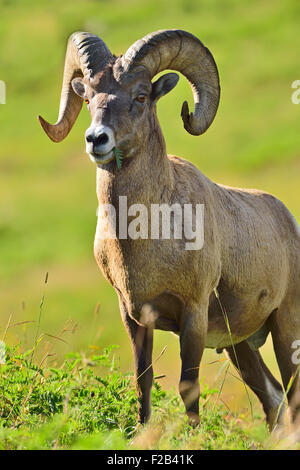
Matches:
[[113, 148, 123, 169]]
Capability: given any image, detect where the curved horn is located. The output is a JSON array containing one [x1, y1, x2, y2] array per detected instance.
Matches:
[[39, 32, 112, 142], [122, 30, 220, 135]]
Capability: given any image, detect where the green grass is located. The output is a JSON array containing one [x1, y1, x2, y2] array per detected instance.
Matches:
[[0, 343, 285, 450], [1, 0, 300, 446]]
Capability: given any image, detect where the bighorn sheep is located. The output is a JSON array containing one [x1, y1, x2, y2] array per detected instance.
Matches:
[[39, 30, 300, 431]]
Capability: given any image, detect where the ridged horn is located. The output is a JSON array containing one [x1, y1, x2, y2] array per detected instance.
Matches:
[[122, 29, 220, 135], [39, 32, 112, 142]]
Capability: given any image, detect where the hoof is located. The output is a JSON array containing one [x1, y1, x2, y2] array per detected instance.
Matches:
[[187, 412, 200, 427]]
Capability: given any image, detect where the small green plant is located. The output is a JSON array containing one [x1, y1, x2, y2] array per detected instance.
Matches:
[[0, 344, 136, 449], [113, 147, 123, 169]]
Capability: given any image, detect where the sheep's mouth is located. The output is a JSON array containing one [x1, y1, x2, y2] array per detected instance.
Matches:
[[89, 148, 115, 165]]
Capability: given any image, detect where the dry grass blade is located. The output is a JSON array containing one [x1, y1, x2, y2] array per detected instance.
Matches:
[[136, 345, 167, 382], [43, 333, 68, 344], [38, 352, 56, 369], [211, 361, 230, 414], [2, 313, 13, 342], [29, 273, 49, 366], [214, 288, 253, 420], [273, 364, 300, 433], [8, 320, 37, 329]]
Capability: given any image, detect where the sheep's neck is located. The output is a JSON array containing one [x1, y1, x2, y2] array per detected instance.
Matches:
[[96, 118, 174, 206]]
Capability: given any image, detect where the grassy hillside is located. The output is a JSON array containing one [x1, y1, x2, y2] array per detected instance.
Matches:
[[0, 0, 300, 427]]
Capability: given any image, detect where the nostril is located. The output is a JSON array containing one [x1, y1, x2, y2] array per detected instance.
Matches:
[[86, 134, 94, 143], [95, 133, 109, 146]]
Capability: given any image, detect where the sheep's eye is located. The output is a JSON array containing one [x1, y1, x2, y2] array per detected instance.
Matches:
[[136, 94, 146, 103], [85, 98, 90, 105]]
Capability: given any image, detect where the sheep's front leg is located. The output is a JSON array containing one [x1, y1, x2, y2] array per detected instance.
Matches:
[[119, 302, 153, 424], [179, 307, 207, 425]]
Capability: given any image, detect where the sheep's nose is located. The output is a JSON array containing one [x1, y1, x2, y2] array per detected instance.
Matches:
[[85, 125, 116, 157], [86, 132, 109, 146]]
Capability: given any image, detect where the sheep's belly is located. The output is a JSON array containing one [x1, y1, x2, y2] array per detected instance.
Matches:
[[206, 320, 270, 350], [205, 329, 249, 349]]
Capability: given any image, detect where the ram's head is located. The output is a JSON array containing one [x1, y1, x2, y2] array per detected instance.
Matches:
[[39, 30, 220, 166]]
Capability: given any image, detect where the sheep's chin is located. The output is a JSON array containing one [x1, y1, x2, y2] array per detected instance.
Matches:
[[88, 149, 115, 165]]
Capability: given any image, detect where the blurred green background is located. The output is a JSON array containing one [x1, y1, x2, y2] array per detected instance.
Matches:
[[1, 0, 299, 416]]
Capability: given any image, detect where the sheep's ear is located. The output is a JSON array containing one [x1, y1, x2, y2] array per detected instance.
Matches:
[[151, 73, 179, 101], [72, 77, 85, 98]]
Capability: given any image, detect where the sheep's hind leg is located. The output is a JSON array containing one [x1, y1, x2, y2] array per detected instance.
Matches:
[[270, 301, 300, 434], [225, 341, 285, 431]]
